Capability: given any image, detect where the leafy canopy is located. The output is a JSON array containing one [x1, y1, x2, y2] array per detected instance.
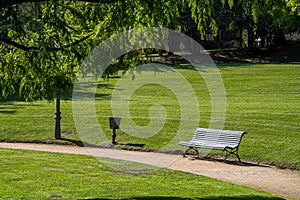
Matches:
[[0, 0, 299, 101], [0, 0, 216, 101]]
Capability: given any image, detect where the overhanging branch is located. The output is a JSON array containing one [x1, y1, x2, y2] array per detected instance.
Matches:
[[0, 37, 37, 51], [0, 0, 122, 7], [0, 33, 93, 51]]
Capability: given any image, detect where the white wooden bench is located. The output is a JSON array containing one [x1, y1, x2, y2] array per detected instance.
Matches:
[[179, 128, 247, 162]]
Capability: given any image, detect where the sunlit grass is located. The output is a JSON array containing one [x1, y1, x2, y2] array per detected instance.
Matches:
[[0, 148, 280, 199], [0, 63, 299, 169]]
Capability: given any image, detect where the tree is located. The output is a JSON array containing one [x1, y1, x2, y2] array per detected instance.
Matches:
[[239, 0, 299, 47], [0, 0, 216, 139]]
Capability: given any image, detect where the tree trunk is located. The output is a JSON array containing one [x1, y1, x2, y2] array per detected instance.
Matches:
[[246, 14, 254, 48]]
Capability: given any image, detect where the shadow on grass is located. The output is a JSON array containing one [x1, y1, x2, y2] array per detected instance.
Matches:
[[72, 82, 114, 101], [119, 143, 146, 148], [185, 155, 269, 168], [0, 110, 17, 114], [59, 138, 84, 146], [0, 95, 25, 102], [59, 138, 115, 149], [0, 101, 41, 107], [82, 195, 283, 200]]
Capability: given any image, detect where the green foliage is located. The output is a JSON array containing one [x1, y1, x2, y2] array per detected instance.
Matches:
[[188, 0, 218, 38], [0, 1, 98, 100], [0, 0, 195, 101], [220, 0, 234, 8], [249, 0, 299, 35], [285, 0, 300, 32]]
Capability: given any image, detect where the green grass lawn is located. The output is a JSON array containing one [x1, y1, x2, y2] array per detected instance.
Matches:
[[0, 148, 281, 199], [0, 63, 299, 169]]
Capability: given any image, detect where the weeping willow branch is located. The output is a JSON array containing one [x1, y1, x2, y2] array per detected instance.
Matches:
[[0, 0, 123, 7], [0, 33, 93, 51]]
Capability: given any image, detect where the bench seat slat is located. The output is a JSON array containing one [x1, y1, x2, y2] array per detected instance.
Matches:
[[179, 141, 238, 150]]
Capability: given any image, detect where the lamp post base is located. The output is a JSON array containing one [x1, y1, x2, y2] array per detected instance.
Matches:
[[112, 128, 117, 144]]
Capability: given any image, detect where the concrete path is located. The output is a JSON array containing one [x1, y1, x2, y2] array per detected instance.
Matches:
[[0, 142, 299, 200], [169, 158, 300, 200]]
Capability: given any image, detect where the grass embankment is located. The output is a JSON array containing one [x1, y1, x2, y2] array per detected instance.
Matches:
[[0, 148, 281, 199], [0, 63, 299, 169]]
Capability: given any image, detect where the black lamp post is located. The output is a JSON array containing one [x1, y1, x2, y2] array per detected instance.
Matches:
[[54, 95, 61, 139], [109, 117, 121, 144]]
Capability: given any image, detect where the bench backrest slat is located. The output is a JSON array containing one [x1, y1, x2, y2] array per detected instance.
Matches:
[[191, 128, 246, 147]]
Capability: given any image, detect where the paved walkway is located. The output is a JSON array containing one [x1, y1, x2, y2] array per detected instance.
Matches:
[[0, 142, 299, 200]]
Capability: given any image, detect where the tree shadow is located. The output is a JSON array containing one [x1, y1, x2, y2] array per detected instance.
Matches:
[[0, 110, 17, 114], [186, 155, 269, 168], [59, 138, 84, 146], [0, 100, 45, 114], [0, 95, 25, 102], [119, 143, 146, 148], [58, 138, 112, 148]]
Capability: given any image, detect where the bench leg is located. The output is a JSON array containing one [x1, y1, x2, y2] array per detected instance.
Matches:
[[224, 148, 241, 162], [183, 147, 199, 158]]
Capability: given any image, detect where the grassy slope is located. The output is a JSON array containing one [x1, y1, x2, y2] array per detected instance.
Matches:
[[0, 63, 299, 169], [0, 148, 280, 199], [220, 64, 300, 168]]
